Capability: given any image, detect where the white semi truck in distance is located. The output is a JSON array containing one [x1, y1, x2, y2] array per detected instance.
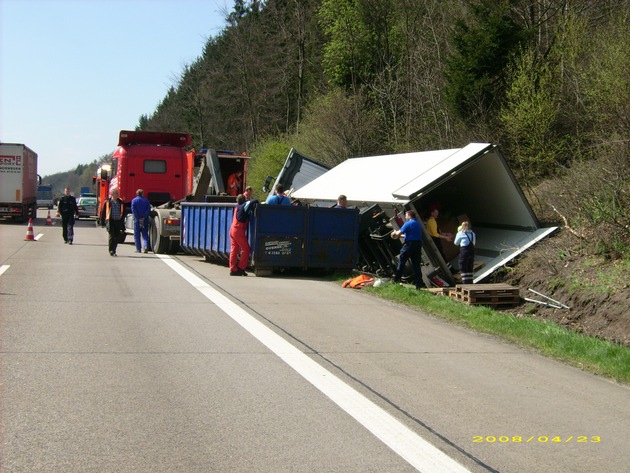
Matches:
[[0, 143, 39, 222]]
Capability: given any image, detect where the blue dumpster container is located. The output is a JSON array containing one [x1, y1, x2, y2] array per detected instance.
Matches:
[[307, 206, 359, 268], [252, 205, 308, 269], [182, 202, 252, 262], [181, 202, 359, 274]]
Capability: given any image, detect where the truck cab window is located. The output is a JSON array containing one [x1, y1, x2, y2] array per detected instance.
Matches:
[[144, 160, 166, 173]]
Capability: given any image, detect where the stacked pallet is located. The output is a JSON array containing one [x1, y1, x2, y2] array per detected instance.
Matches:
[[426, 287, 451, 296], [449, 283, 520, 306]]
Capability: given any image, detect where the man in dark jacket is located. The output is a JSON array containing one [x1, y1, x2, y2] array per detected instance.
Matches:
[[57, 187, 78, 244], [100, 189, 125, 256]]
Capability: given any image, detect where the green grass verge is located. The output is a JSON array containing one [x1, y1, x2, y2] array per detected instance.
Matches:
[[362, 282, 630, 385]]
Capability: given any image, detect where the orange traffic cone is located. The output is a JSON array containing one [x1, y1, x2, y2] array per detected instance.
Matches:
[[25, 218, 35, 241], [46, 210, 53, 225]]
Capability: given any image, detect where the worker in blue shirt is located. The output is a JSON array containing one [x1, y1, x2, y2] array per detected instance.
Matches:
[[131, 189, 152, 253], [265, 184, 291, 205], [391, 209, 425, 289]]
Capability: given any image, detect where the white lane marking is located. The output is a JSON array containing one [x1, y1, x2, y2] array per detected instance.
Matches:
[[35, 233, 44, 240], [158, 255, 470, 473], [0, 265, 9, 276]]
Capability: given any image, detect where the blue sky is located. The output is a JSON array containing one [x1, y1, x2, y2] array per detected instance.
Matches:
[[1, 0, 230, 177]]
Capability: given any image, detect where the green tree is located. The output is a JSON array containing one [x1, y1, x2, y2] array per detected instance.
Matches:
[[295, 88, 379, 165], [443, 0, 530, 123], [136, 114, 149, 131], [578, 13, 630, 141], [499, 46, 566, 181], [319, 0, 374, 91]]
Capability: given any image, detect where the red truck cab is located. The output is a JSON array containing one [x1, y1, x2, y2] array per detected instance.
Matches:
[[110, 130, 192, 208], [99, 130, 251, 253]]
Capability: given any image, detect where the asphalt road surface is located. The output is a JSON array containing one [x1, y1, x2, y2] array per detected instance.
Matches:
[[1, 211, 629, 472]]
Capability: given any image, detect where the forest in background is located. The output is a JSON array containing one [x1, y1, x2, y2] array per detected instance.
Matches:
[[48, 0, 629, 259]]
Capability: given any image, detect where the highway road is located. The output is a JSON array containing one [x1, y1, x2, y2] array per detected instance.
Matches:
[[1, 211, 629, 472]]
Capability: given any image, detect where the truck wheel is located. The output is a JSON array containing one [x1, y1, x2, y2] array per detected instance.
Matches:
[[150, 216, 169, 254]]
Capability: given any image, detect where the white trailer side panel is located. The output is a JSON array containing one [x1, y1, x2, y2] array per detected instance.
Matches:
[[1, 143, 37, 203]]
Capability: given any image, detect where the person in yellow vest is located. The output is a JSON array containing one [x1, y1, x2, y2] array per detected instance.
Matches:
[[426, 207, 453, 265], [100, 189, 125, 256]]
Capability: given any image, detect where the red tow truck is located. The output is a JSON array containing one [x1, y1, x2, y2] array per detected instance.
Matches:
[[95, 130, 250, 253]]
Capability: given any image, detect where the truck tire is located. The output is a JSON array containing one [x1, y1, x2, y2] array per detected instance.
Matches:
[[150, 215, 170, 254]]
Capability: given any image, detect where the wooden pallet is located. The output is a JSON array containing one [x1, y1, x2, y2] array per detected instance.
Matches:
[[449, 283, 520, 306], [427, 287, 452, 296]]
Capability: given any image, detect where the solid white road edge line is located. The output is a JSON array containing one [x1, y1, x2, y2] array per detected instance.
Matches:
[[158, 254, 470, 473], [0, 265, 9, 276]]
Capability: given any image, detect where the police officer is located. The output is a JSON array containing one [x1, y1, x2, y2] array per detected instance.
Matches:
[[57, 187, 78, 244]]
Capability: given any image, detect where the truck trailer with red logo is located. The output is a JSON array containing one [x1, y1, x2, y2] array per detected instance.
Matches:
[[0, 143, 39, 222], [95, 130, 250, 253]]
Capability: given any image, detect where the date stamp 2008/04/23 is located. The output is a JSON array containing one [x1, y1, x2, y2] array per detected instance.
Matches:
[[473, 436, 600, 444]]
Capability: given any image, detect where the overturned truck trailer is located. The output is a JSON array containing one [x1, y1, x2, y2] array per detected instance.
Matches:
[[292, 143, 557, 285]]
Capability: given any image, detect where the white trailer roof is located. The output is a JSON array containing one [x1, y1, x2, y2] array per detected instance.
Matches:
[[292, 143, 493, 205]]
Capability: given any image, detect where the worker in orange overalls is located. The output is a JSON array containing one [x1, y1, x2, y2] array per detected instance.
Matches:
[[226, 171, 243, 196], [229, 194, 258, 276]]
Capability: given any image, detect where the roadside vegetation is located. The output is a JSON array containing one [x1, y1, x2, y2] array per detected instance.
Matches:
[[362, 282, 630, 385]]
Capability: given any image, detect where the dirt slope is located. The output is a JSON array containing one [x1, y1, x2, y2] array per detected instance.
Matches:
[[491, 229, 630, 347]]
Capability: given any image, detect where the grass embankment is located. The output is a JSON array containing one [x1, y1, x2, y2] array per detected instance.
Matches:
[[363, 283, 630, 385]]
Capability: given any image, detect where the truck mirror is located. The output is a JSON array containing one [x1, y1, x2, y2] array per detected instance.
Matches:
[[263, 175, 274, 193]]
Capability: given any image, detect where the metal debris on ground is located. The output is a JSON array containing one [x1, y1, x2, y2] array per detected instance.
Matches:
[[527, 288, 571, 310], [523, 297, 563, 309]]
